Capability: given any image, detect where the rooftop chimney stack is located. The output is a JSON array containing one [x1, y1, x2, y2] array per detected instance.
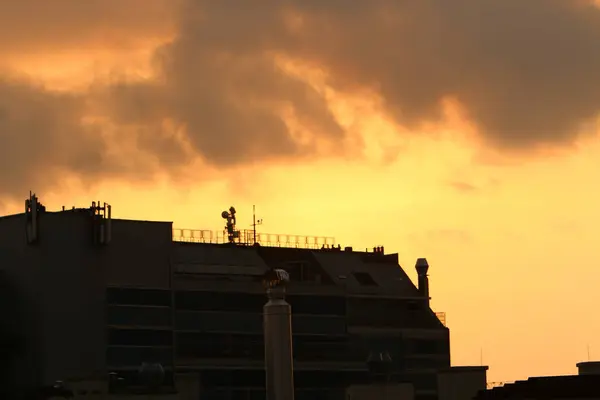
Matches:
[[577, 361, 600, 375], [415, 258, 430, 307]]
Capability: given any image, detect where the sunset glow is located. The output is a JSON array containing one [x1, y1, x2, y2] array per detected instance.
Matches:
[[2, 0, 600, 383]]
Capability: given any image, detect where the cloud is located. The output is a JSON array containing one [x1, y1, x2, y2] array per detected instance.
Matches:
[[0, 0, 176, 54], [449, 181, 479, 193], [448, 178, 501, 194], [2, 0, 600, 199]]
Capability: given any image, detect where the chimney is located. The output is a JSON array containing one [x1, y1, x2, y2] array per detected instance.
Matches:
[[415, 258, 430, 306], [577, 361, 600, 375]]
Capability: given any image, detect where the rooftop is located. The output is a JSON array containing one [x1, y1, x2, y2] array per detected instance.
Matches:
[[475, 375, 600, 399]]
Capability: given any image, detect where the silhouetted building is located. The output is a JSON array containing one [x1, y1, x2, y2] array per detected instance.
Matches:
[[475, 362, 600, 400], [0, 196, 450, 400]]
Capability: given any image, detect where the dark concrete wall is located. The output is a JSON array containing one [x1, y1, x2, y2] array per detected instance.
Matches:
[[0, 214, 44, 391], [0, 211, 173, 389], [35, 212, 105, 384], [103, 219, 173, 289]]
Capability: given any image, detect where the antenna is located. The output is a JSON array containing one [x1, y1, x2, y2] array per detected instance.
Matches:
[[588, 344, 591, 361], [480, 348, 483, 366], [222, 206, 240, 243], [252, 205, 263, 245]]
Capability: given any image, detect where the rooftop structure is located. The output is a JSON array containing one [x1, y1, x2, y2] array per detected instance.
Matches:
[[475, 372, 600, 399]]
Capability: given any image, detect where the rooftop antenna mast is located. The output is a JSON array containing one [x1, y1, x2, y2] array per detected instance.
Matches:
[[252, 205, 263, 245], [221, 206, 239, 243], [588, 344, 591, 361], [480, 348, 483, 366]]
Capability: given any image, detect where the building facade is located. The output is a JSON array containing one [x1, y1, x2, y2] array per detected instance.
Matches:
[[0, 198, 449, 399]]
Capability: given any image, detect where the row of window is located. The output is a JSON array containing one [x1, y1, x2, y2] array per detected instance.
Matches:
[[200, 388, 346, 400], [193, 370, 437, 392], [404, 373, 439, 390], [175, 332, 362, 362], [175, 291, 346, 315], [108, 368, 175, 391], [107, 287, 172, 307], [197, 369, 364, 388], [409, 338, 449, 354], [174, 311, 346, 335], [106, 288, 442, 331], [106, 288, 346, 315], [347, 310, 440, 329], [106, 288, 438, 323], [107, 330, 352, 346], [353, 335, 448, 356], [404, 356, 451, 370], [107, 307, 347, 335], [106, 333, 446, 378], [107, 346, 173, 367], [107, 306, 171, 327], [106, 328, 448, 358], [108, 328, 172, 347]]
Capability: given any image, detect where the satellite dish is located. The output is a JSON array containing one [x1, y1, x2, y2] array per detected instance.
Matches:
[[221, 211, 229, 219]]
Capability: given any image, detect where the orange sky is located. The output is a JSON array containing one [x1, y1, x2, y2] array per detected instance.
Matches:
[[2, 0, 600, 384]]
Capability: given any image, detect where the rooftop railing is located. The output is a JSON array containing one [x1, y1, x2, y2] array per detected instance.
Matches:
[[435, 312, 447, 326], [173, 228, 336, 250]]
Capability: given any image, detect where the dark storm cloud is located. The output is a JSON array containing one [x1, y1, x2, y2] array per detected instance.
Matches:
[[279, 0, 600, 148], [0, 77, 107, 194], [2, 0, 600, 199]]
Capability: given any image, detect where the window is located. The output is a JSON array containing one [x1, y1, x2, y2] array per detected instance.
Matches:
[[287, 295, 345, 316], [176, 332, 264, 360], [406, 373, 438, 390], [355, 335, 406, 369], [107, 306, 171, 327], [363, 335, 404, 354], [173, 311, 346, 336], [247, 390, 267, 400], [200, 370, 265, 387], [347, 298, 436, 328], [407, 300, 422, 311], [108, 369, 174, 392], [174, 311, 262, 333], [281, 261, 330, 284], [411, 339, 438, 354], [353, 272, 378, 286], [405, 356, 448, 370], [292, 337, 361, 362], [294, 371, 364, 388], [107, 346, 173, 367], [347, 298, 404, 327], [296, 389, 340, 400], [108, 328, 172, 347], [175, 291, 265, 312], [175, 291, 347, 315], [415, 395, 439, 400], [107, 287, 171, 307], [292, 315, 346, 335]]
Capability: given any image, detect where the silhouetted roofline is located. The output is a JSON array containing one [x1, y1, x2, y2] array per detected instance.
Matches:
[[439, 366, 489, 373], [0, 213, 22, 221]]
